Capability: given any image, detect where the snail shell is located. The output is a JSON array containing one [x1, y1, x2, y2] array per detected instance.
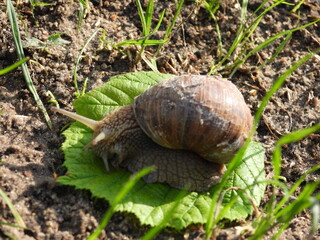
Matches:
[[134, 75, 252, 164]]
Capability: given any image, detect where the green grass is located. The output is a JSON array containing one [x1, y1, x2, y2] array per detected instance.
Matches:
[[29, 0, 52, 8], [205, 0, 319, 76], [7, 0, 52, 128], [28, 0, 52, 17], [251, 123, 320, 239], [200, 0, 223, 60], [0, 41, 31, 238], [77, 0, 90, 31], [0, 58, 28, 75], [100, 0, 184, 71], [0, 189, 28, 231], [73, 28, 104, 97]]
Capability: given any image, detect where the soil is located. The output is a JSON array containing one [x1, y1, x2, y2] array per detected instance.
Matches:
[[0, 0, 319, 239]]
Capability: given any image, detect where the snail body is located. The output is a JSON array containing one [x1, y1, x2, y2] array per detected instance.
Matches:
[[52, 75, 252, 192]]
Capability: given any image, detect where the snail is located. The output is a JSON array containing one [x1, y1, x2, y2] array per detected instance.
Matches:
[[52, 75, 253, 192]]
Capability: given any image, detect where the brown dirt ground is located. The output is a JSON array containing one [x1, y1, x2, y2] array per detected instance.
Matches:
[[0, 0, 319, 239]]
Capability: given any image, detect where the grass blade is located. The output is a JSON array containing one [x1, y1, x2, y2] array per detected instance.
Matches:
[[258, 32, 292, 70], [309, 197, 320, 238], [271, 182, 319, 239], [209, 0, 285, 74], [274, 165, 320, 214], [247, 49, 320, 240], [141, 189, 188, 240], [239, 0, 248, 25], [73, 28, 102, 97], [145, 0, 154, 35], [136, 0, 147, 36], [77, 1, 85, 31], [153, 0, 184, 57], [164, 0, 184, 39], [251, 165, 320, 240], [253, 48, 319, 134], [201, 1, 222, 59], [116, 38, 168, 47], [275, 182, 318, 221], [149, 9, 166, 36], [230, 19, 319, 76], [87, 167, 154, 240], [272, 123, 320, 178], [0, 221, 27, 230], [7, 0, 52, 128], [0, 58, 28, 75], [0, 189, 26, 228]]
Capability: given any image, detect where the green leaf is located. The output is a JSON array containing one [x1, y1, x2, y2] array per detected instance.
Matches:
[[24, 37, 44, 48], [58, 71, 266, 230], [47, 32, 71, 45], [73, 71, 173, 119]]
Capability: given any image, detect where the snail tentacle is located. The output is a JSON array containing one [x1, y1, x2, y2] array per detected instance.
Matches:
[[51, 107, 98, 130]]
